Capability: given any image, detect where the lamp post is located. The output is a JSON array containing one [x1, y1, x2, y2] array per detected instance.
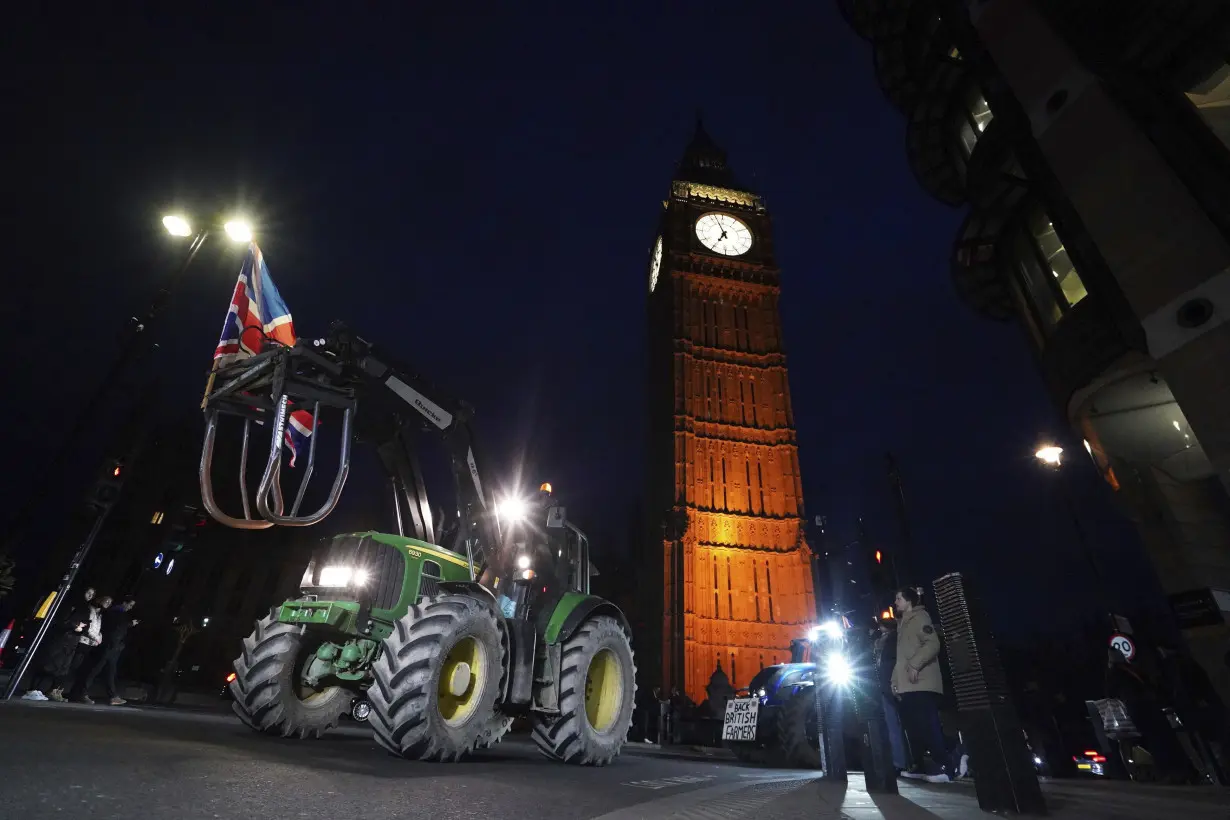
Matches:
[[1, 214, 252, 699], [1034, 442, 1111, 621], [1, 214, 253, 547]]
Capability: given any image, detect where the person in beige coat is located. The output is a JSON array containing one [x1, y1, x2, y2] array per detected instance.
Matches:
[[892, 586, 951, 782]]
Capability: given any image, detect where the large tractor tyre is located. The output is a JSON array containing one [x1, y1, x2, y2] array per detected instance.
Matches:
[[767, 689, 822, 769], [230, 610, 352, 739], [531, 615, 636, 766], [368, 594, 507, 762]]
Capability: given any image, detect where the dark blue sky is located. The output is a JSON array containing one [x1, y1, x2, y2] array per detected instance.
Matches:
[[4, 4, 1165, 633]]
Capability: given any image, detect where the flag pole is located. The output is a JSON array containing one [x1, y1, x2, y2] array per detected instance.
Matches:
[[201, 362, 218, 409]]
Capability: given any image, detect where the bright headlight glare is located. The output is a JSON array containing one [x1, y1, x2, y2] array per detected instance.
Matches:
[[498, 496, 529, 523], [825, 652, 853, 687], [517, 555, 531, 570], [318, 565, 366, 586]]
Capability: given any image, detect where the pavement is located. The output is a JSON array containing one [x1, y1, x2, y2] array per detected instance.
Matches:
[[2, 700, 1227, 819]]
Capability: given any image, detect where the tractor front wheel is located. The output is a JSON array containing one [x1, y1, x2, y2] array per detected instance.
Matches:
[[532, 615, 636, 766], [369, 594, 508, 762], [767, 688, 822, 768], [230, 610, 352, 739]]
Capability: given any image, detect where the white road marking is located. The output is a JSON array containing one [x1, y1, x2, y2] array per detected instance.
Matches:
[[622, 775, 718, 790]]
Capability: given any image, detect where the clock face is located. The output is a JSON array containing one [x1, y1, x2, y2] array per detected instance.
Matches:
[[648, 236, 663, 292], [695, 213, 752, 256]]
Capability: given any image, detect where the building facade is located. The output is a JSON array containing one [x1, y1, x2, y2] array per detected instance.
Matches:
[[646, 123, 817, 704], [838, 0, 1230, 703]]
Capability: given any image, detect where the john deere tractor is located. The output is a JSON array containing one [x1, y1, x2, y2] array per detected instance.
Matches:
[[202, 323, 636, 764]]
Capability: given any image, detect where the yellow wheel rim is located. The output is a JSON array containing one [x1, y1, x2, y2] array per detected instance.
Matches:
[[438, 636, 486, 726], [584, 648, 623, 734]]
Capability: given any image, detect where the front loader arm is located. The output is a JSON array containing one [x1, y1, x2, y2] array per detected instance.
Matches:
[[199, 321, 504, 579]]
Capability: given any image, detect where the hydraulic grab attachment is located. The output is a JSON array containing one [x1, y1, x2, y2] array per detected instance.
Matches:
[[201, 322, 637, 765]]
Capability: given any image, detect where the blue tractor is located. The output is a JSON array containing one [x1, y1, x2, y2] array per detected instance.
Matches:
[[722, 638, 824, 767], [722, 623, 859, 768]]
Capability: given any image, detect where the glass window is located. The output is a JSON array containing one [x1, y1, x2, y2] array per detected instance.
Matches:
[[1011, 204, 1089, 331], [1027, 208, 1087, 307], [956, 88, 994, 158], [1186, 63, 1230, 152]]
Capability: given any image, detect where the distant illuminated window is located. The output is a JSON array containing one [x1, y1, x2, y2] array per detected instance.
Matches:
[[1028, 208, 1087, 308], [1013, 203, 1088, 332], [957, 88, 994, 157], [1185, 63, 1230, 152], [150, 511, 164, 525]]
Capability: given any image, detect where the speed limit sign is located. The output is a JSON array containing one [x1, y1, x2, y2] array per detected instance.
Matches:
[[1109, 633, 1135, 662]]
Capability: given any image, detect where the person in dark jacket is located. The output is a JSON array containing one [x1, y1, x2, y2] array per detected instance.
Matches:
[[73, 596, 139, 705], [23, 587, 96, 702], [874, 617, 908, 772]]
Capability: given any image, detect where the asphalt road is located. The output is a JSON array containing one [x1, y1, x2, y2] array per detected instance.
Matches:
[[0, 701, 824, 820]]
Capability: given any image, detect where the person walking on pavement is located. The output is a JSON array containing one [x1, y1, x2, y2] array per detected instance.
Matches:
[[64, 594, 108, 703], [892, 586, 951, 783], [76, 596, 138, 705], [22, 587, 96, 702], [874, 616, 909, 774]]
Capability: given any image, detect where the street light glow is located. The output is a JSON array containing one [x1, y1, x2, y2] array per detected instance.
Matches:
[[1035, 445, 1063, 466], [162, 215, 192, 237], [224, 219, 253, 242]]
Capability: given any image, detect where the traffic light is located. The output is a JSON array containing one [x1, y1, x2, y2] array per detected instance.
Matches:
[[159, 504, 206, 554], [869, 545, 893, 597], [86, 458, 127, 510]]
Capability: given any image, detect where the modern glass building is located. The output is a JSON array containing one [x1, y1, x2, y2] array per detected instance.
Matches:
[[837, 0, 1230, 705]]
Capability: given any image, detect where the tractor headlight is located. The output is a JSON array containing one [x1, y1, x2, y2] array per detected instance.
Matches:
[[497, 497, 529, 524], [824, 652, 854, 687], [317, 565, 368, 587]]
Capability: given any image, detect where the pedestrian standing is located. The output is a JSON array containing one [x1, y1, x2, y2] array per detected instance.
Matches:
[[874, 617, 909, 773], [22, 587, 96, 702], [65, 594, 108, 703], [892, 586, 951, 783], [77, 596, 139, 705]]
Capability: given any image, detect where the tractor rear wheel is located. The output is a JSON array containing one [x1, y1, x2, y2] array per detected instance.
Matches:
[[369, 594, 508, 762], [230, 610, 351, 739], [531, 615, 636, 766]]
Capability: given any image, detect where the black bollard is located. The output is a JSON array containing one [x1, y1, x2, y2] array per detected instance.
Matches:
[[849, 630, 898, 793], [933, 573, 1047, 815], [825, 683, 848, 779]]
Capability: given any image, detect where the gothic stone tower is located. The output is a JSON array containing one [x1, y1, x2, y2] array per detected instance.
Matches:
[[646, 122, 816, 704]]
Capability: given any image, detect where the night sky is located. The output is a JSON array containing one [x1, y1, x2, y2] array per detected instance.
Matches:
[[5, 5, 1166, 636]]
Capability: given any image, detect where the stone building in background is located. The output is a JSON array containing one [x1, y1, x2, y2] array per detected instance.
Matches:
[[645, 121, 818, 703]]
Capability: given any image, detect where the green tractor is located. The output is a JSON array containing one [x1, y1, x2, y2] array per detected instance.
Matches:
[[203, 324, 636, 764]]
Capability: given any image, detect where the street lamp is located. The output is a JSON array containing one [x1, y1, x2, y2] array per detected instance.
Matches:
[[224, 219, 253, 243], [1035, 445, 1063, 467], [162, 214, 192, 237], [2, 208, 252, 701]]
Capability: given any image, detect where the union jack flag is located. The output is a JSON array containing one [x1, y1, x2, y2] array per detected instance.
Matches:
[[213, 242, 314, 467], [214, 243, 296, 364]]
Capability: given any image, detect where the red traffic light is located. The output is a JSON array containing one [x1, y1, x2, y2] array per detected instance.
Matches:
[[874, 549, 882, 564]]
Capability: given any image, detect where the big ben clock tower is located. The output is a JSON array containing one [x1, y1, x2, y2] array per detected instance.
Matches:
[[646, 120, 817, 704]]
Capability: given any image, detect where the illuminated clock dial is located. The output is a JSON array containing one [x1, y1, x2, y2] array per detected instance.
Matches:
[[695, 213, 752, 256], [649, 236, 663, 292]]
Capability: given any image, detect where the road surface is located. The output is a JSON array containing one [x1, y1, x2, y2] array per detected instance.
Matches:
[[4, 701, 1226, 819], [0, 701, 821, 820]]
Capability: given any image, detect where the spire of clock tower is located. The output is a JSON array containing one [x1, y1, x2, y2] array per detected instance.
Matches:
[[675, 114, 746, 191]]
